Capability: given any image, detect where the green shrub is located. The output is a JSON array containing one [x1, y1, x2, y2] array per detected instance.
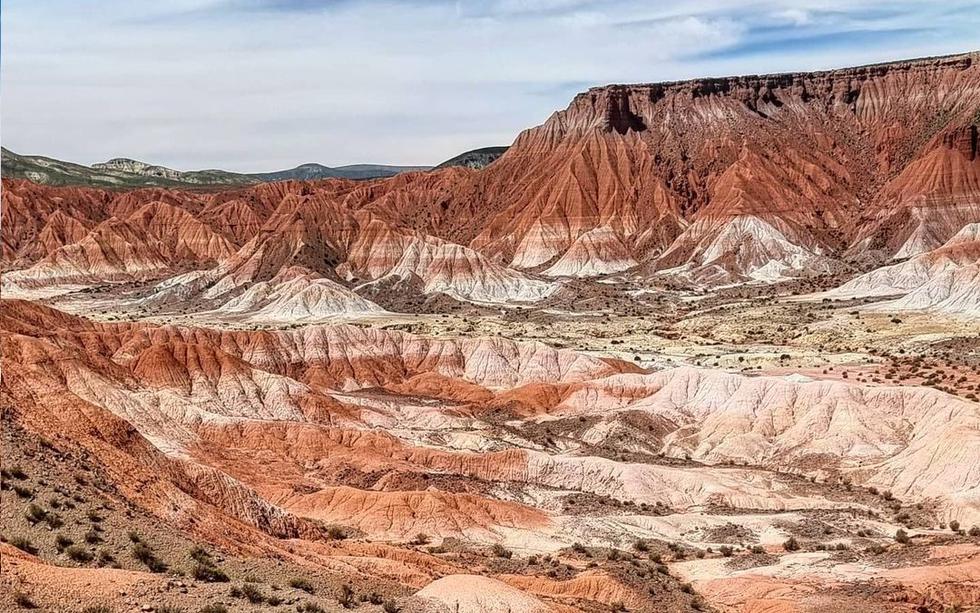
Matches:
[[97, 549, 116, 566], [289, 577, 315, 593], [55, 534, 74, 552], [13, 592, 37, 609], [10, 536, 38, 555], [132, 542, 167, 573], [239, 583, 265, 604], [491, 543, 513, 559], [192, 562, 229, 583], [44, 513, 64, 529], [24, 504, 47, 524], [189, 546, 212, 564], [338, 584, 356, 609], [66, 545, 94, 563]]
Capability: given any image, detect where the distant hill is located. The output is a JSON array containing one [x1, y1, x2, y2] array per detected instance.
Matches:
[[436, 146, 508, 170], [251, 162, 429, 182], [1, 148, 429, 188], [1, 148, 224, 188], [91, 157, 255, 186]]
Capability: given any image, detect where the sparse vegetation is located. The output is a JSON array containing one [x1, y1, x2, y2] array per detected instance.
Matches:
[[97, 549, 117, 567], [491, 543, 513, 558], [192, 561, 229, 583], [24, 503, 47, 524], [783, 536, 800, 552], [132, 541, 167, 572], [13, 592, 37, 609], [338, 584, 356, 609], [66, 545, 95, 563], [234, 583, 265, 604], [55, 533, 74, 552], [9, 536, 38, 555], [189, 546, 229, 583], [289, 577, 315, 593]]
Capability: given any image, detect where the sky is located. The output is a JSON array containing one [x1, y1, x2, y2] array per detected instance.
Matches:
[[2, 1, 979, 171]]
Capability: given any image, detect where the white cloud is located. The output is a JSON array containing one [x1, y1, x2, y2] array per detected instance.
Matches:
[[1, 0, 977, 170]]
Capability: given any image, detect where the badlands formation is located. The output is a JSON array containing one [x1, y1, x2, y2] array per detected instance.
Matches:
[[2, 52, 980, 613]]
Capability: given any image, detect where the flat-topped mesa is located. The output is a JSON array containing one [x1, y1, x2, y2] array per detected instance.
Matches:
[[520, 52, 979, 146], [475, 52, 980, 280]]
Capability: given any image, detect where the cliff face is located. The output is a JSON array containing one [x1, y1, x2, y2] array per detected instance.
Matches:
[[460, 52, 980, 281]]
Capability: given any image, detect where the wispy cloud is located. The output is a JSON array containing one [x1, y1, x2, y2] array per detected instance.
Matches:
[[2, 0, 978, 170]]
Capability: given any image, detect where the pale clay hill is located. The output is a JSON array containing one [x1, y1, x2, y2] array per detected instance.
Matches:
[[2, 52, 980, 613]]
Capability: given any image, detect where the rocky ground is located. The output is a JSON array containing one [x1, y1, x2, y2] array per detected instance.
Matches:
[[3, 279, 980, 612]]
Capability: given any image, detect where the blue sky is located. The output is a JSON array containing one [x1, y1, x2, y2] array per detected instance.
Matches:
[[2, 0, 978, 171]]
